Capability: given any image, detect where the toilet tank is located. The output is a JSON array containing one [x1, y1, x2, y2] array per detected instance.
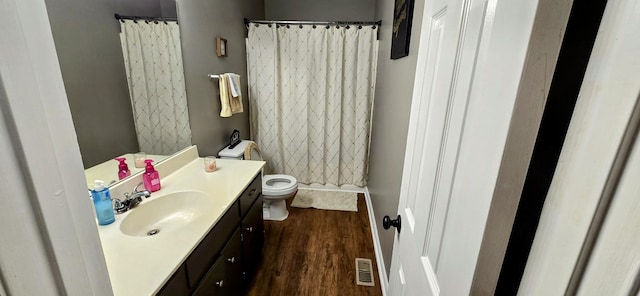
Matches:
[[218, 140, 263, 161]]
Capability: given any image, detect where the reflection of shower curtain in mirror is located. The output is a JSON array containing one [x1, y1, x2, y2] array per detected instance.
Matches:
[[119, 20, 192, 155], [246, 24, 378, 186]]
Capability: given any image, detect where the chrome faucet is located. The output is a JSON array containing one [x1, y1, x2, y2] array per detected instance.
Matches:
[[113, 182, 151, 214]]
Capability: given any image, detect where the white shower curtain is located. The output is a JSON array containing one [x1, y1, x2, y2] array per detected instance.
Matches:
[[246, 24, 378, 186], [119, 20, 192, 155]]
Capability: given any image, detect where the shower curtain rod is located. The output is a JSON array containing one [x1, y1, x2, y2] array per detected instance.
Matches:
[[114, 13, 177, 23], [244, 18, 381, 27]]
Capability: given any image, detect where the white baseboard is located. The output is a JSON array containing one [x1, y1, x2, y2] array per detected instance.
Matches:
[[364, 187, 388, 296]]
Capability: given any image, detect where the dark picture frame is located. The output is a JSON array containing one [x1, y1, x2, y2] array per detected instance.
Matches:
[[216, 36, 228, 57], [391, 0, 416, 60]]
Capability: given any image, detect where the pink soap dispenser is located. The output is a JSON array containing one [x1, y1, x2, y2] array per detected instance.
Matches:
[[143, 159, 161, 192], [115, 157, 131, 180]]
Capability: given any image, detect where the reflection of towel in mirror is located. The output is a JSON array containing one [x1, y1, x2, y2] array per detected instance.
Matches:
[[219, 74, 243, 117]]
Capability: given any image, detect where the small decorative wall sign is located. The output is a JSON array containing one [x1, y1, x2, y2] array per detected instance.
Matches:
[[391, 0, 416, 59], [216, 36, 228, 57]]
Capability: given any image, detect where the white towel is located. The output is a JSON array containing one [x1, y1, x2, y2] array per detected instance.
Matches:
[[219, 74, 232, 117], [218, 74, 243, 118], [228, 73, 242, 97]]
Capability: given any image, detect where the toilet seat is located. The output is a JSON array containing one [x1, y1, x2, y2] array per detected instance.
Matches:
[[263, 174, 298, 196]]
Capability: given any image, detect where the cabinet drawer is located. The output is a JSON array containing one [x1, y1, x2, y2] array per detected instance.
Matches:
[[186, 201, 240, 288], [156, 265, 189, 296], [239, 175, 261, 217]]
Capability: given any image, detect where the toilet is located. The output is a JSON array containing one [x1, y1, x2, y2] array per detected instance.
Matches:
[[219, 140, 298, 221]]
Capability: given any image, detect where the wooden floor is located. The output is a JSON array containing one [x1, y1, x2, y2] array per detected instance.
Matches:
[[246, 193, 383, 296]]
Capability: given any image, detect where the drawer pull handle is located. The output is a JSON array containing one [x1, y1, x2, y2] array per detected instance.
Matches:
[[245, 226, 254, 233], [227, 256, 235, 263], [216, 280, 224, 288], [249, 188, 257, 196]]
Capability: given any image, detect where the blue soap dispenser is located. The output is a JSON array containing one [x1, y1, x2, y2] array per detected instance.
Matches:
[[91, 180, 115, 225]]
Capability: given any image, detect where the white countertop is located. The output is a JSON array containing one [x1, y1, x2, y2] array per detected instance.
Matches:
[[97, 158, 265, 296]]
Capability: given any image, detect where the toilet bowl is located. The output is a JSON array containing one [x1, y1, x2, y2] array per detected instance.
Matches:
[[261, 174, 297, 221], [219, 140, 298, 221]]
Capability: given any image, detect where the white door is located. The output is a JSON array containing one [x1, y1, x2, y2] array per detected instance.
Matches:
[[387, 0, 491, 294]]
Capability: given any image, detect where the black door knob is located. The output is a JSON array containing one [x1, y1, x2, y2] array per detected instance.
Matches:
[[383, 215, 401, 233]]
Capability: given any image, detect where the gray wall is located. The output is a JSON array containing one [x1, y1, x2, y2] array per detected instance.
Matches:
[[113, 0, 161, 16], [160, 0, 178, 18], [265, 0, 376, 21], [177, 0, 265, 157], [367, 0, 425, 275], [113, 0, 177, 18], [45, 0, 139, 168]]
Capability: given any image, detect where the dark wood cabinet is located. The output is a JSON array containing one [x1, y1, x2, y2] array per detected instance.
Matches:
[[192, 229, 243, 296], [157, 174, 263, 296], [186, 202, 240, 288], [192, 256, 228, 296], [221, 229, 244, 293], [157, 265, 189, 296], [239, 176, 262, 217], [241, 195, 265, 281]]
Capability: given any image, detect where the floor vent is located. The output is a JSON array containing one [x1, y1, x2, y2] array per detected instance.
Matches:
[[356, 258, 375, 286]]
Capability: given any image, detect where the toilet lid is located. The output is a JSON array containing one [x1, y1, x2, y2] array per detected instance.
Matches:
[[263, 174, 298, 195]]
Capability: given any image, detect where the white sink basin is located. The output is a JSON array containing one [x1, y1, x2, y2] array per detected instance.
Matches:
[[120, 191, 215, 237]]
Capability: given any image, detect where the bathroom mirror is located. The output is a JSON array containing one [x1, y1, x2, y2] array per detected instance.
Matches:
[[82, 153, 169, 188], [45, 0, 192, 187]]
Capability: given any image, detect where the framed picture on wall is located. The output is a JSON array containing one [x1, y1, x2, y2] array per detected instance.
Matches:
[[216, 36, 228, 57], [391, 0, 416, 59]]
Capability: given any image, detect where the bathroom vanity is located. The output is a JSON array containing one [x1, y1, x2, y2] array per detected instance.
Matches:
[[97, 146, 265, 295], [159, 175, 264, 295]]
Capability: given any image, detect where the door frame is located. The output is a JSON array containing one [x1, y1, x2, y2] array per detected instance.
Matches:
[[517, 0, 640, 292], [390, 0, 571, 294], [0, 0, 112, 294], [491, 0, 608, 293]]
